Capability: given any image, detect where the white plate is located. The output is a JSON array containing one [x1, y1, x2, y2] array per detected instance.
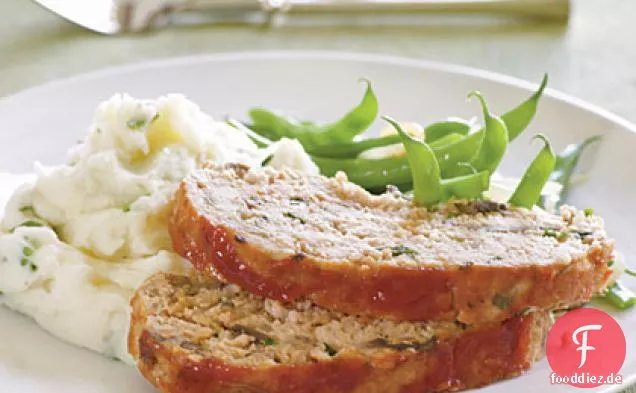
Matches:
[[0, 51, 634, 393]]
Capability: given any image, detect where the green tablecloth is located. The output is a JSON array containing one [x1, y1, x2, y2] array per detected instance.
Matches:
[[1, 0, 634, 391]]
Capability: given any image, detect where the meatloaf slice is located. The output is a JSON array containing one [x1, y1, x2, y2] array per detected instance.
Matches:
[[129, 272, 551, 393], [170, 163, 614, 324]]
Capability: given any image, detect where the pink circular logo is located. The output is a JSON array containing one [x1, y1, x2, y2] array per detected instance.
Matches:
[[546, 308, 626, 388]]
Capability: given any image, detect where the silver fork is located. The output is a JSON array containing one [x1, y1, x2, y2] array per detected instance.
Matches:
[[32, 0, 570, 35]]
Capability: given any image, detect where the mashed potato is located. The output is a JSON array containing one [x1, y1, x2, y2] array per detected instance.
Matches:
[[0, 94, 318, 364]]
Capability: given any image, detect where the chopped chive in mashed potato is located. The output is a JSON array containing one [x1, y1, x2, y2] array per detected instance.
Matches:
[[0, 94, 319, 364]]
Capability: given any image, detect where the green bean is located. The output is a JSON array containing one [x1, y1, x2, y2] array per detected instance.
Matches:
[[433, 133, 480, 178], [440, 171, 490, 200], [313, 131, 497, 190], [435, 75, 548, 178], [248, 110, 295, 141], [508, 134, 556, 208], [380, 118, 490, 203], [602, 281, 636, 309], [501, 74, 548, 141], [313, 132, 491, 193], [313, 155, 412, 191], [228, 119, 404, 189], [251, 74, 547, 187], [227, 118, 272, 147], [307, 74, 545, 162], [248, 79, 378, 145], [424, 119, 472, 143], [235, 118, 408, 189], [549, 135, 602, 206], [307, 129, 464, 159], [325, 79, 379, 142], [306, 134, 401, 158], [384, 116, 441, 206], [246, 76, 548, 196], [429, 133, 465, 149], [466, 91, 509, 174]]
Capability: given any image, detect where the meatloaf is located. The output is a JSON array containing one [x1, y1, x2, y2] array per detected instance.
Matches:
[[129, 272, 551, 393], [170, 163, 614, 324]]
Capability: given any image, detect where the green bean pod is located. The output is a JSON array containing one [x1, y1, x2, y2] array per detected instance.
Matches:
[[306, 134, 401, 157], [508, 134, 557, 208], [227, 118, 273, 148], [384, 116, 441, 206], [502, 74, 548, 141], [549, 135, 602, 206], [229, 119, 411, 191], [325, 79, 379, 142], [248, 79, 378, 146], [246, 75, 548, 197], [436, 75, 548, 178], [466, 91, 509, 174], [433, 132, 481, 178], [312, 132, 489, 193], [441, 170, 491, 200], [307, 130, 465, 159], [602, 281, 636, 309], [313, 155, 412, 191], [248, 109, 300, 141], [424, 119, 472, 143], [429, 133, 466, 149]]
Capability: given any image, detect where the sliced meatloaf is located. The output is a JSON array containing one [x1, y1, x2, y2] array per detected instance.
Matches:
[[129, 272, 551, 393], [170, 163, 614, 324]]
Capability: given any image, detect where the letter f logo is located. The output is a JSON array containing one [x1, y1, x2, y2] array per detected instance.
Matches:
[[572, 324, 602, 368]]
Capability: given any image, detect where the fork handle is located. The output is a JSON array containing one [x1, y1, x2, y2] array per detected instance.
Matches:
[[186, 0, 570, 21]]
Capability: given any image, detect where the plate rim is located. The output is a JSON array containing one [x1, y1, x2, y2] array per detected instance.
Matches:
[[1, 50, 636, 138]]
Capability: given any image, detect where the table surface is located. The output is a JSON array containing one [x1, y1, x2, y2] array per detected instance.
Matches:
[[1, 0, 634, 392]]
